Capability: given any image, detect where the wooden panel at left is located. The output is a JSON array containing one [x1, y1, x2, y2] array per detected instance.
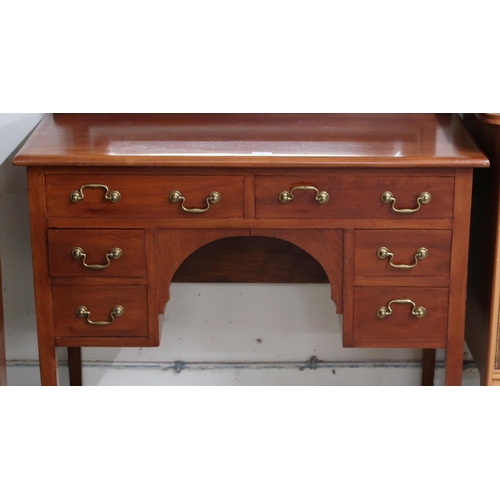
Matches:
[[0, 255, 6, 385]]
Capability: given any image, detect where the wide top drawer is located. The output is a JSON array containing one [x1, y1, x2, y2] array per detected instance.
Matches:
[[255, 175, 455, 219], [45, 175, 244, 218]]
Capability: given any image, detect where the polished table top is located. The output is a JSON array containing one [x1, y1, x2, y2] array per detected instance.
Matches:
[[13, 113, 489, 168]]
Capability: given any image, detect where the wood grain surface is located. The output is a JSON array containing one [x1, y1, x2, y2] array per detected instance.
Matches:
[[172, 236, 329, 284], [354, 229, 452, 277], [352, 286, 449, 345], [52, 285, 148, 338], [48, 229, 146, 277], [255, 175, 456, 219], [12, 114, 489, 168], [45, 174, 245, 218]]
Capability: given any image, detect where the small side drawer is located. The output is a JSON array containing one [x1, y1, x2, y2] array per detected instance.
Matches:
[[352, 286, 449, 345], [255, 175, 455, 219], [52, 286, 148, 337], [48, 229, 146, 277], [45, 175, 244, 218], [354, 229, 452, 277]]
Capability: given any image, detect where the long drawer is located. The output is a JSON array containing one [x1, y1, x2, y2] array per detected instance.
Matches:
[[45, 174, 245, 218], [255, 175, 455, 219], [52, 286, 148, 337]]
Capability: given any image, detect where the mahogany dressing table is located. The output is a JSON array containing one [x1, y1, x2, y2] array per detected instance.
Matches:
[[12, 113, 489, 386]]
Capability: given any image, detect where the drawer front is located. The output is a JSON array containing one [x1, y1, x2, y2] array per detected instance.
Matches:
[[52, 286, 148, 337], [354, 230, 452, 277], [46, 175, 244, 218], [255, 175, 455, 219], [353, 287, 449, 343], [48, 229, 146, 277]]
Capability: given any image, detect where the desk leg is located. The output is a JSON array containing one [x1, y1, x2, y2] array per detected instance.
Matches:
[[38, 339, 59, 386], [445, 169, 473, 385], [444, 342, 466, 385], [422, 349, 436, 386], [68, 347, 82, 386], [28, 168, 59, 385]]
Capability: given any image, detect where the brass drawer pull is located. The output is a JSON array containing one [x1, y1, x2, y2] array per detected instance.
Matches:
[[377, 246, 429, 268], [70, 184, 121, 203], [377, 299, 426, 319], [71, 247, 123, 269], [381, 191, 431, 213], [76, 305, 124, 326], [169, 190, 221, 213], [279, 186, 329, 204]]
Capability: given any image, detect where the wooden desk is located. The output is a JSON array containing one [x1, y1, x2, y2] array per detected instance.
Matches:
[[462, 113, 500, 385], [12, 113, 489, 386], [0, 255, 6, 386]]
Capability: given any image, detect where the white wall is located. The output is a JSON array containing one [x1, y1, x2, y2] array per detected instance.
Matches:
[[0, 113, 480, 385]]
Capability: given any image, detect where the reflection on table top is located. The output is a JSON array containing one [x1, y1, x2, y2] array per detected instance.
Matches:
[[12, 113, 489, 168]]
